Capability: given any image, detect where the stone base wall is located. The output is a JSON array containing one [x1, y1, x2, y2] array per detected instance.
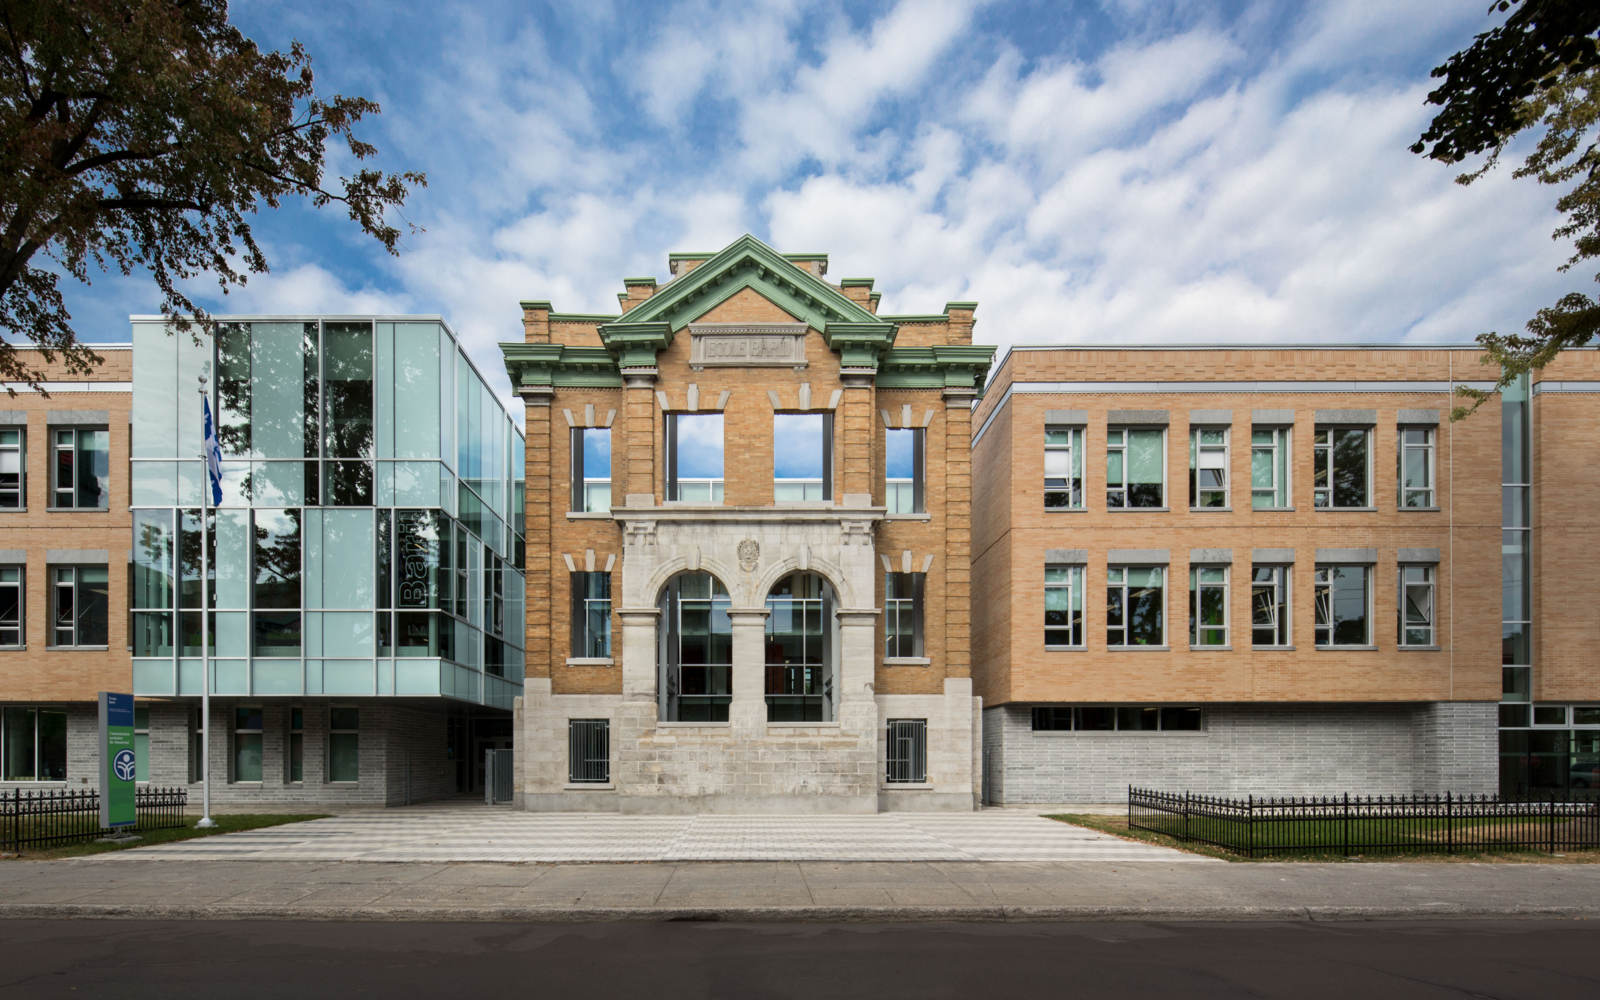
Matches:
[[0, 700, 454, 807], [982, 701, 1499, 803], [516, 678, 981, 813]]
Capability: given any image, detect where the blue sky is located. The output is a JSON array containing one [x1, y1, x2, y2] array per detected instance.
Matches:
[[66, 1, 1574, 413]]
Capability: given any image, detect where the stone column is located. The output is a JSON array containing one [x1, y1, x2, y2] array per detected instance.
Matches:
[[727, 608, 769, 739], [835, 608, 880, 724], [617, 608, 661, 704]]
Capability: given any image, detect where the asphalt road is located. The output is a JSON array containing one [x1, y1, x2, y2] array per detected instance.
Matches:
[[1, 918, 1597, 998]]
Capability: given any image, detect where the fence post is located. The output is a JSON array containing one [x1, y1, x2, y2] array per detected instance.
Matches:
[[1182, 791, 1191, 843], [1549, 796, 1556, 854], [1342, 792, 1350, 857], [1446, 791, 1453, 855], [1247, 794, 1254, 859]]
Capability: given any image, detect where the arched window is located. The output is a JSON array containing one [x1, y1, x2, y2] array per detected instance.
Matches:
[[765, 572, 835, 722], [658, 572, 731, 721]]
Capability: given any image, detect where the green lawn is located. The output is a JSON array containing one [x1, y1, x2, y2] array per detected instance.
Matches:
[[4, 814, 328, 859]]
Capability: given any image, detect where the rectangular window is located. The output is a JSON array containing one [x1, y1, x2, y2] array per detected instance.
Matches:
[[0, 566, 22, 646], [885, 719, 927, 783], [1029, 706, 1202, 732], [51, 427, 109, 509], [885, 427, 925, 513], [665, 412, 724, 502], [1315, 564, 1371, 647], [287, 708, 304, 783], [1250, 565, 1290, 647], [571, 427, 611, 512], [134, 707, 150, 783], [571, 571, 612, 658], [50, 565, 108, 647], [1189, 426, 1229, 508], [884, 572, 924, 658], [233, 706, 263, 782], [1189, 565, 1228, 647], [1107, 565, 1165, 647], [1044, 426, 1083, 509], [568, 719, 610, 784], [328, 707, 359, 782], [252, 509, 301, 656], [1, 707, 67, 781], [322, 321, 374, 505], [1400, 564, 1436, 646], [1250, 426, 1290, 509], [1313, 425, 1371, 508], [0, 428, 23, 508], [1399, 426, 1436, 508], [1106, 426, 1164, 508], [1044, 564, 1084, 646], [188, 706, 204, 784], [774, 412, 832, 501]]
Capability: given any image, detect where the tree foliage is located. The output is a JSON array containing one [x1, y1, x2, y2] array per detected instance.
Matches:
[[1413, 0, 1600, 412], [0, 0, 424, 385]]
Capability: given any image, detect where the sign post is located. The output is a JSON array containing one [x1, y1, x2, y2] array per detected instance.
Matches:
[[98, 692, 137, 831]]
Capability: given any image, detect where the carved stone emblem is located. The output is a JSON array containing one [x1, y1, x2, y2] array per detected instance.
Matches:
[[738, 538, 760, 572]]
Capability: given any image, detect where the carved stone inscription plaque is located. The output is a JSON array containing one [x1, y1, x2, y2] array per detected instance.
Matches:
[[689, 324, 808, 368]]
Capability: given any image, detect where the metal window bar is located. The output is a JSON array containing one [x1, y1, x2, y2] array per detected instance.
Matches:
[[568, 720, 610, 784], [885, 719, 927, 783], [1, 787, 187, 853], [1127, 787, 1600, 858]]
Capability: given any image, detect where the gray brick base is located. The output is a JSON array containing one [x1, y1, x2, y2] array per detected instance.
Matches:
[[982, 702, 1499, 803], [1, 700, 456, 806]]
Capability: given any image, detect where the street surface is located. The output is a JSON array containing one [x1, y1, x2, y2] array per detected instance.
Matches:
[[1, 918, 1597, 998]]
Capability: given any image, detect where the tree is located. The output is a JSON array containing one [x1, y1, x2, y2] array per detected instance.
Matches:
[[1412, 0, 1600, 410], [0, 0, 424, 385]]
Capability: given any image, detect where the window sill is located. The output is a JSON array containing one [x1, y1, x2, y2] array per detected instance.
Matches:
[[1252, 645, 1296, 652], [1315, 644, 1378, 651], [1044, 645, 1086, 652], [1399, 644, 1441, 652], [769, 720, 843, 729], [46, 645, 108, 652], [1043, 506, 1087, 513], [883, 782, 932, 789], [1106, 506, 1170, 513], [564, 782, 614, 790], [883, 656, 931, 666], [0, 507, 27, 513], [656, 721, 730, 729], [1187, 645, 1233, 652], [565, 511, 613, 519], [885, 512, 931, 521], [1313, 506, 1378, 513], [1188, 507, 1233, 513], [45, 507, 110, 513], [1251, 506, 1295, 512], [0, 645, 26, 651], [1399, 506, 1441, 513], [1107, 645, 1171, 652], [771, 501, 835, 509], [566, 657, 614, 667]]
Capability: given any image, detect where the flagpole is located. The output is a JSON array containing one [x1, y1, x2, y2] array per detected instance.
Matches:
[[197, 366, 215, 829]]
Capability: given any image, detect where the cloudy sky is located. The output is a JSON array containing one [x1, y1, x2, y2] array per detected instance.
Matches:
[[67, 0, 1575, 409]]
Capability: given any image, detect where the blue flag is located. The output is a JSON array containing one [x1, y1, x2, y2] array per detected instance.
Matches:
[[202, 396, 223, 506]]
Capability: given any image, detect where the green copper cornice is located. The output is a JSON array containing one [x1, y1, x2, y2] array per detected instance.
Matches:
[[501, 342, 623, 389], [876, 345, 997, 394], [548, 312, 620, 323]]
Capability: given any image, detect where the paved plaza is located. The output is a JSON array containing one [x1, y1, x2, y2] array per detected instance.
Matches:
[[112, 806, 1207, 863]]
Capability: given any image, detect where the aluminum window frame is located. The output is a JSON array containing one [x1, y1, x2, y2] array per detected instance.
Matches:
[[1044, 563, 1084, 647], [0, 565, 22, 647], [1105, 426, 1166, 509], [1189, 425, 1230, 509], [1250, 564, 1291, 647], [1314, 563, 1373, 647], [1188, 564, 1229, 647], [1250, 426, 1291, 510], [1106, 565, 1166, 647], [1398, 426, 1437, 508], [51, 425, 110, 510], [0, 706, 68, 781], [884, 572, 925, 658], [1312, 425, 1372, 509], [328, 705, 360, 783], [1399, 563, 1437, 647], [232, 704, 264, 783], [49, 564, 108, 648], [1030, 705, 1203, 732], [0, 428, 24, 509], [1044, 425, 1084, 510], [570, 571, 612, 659]]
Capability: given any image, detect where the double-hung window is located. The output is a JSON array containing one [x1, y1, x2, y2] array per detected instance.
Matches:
[[571, 427, 611, 512], [1399, 564, 1436, 646], [1250, 426, 1290, 509], [0, 566, 22, 647], [50, 565, 108, 647], [1189, 427, 1229, 508], [665, 413, 724, 502], [571, 571, 612, 658], [884, 572, 924, 658], [1044, 564, 1084, 647], [1313, 425, 1371, 508], [1399, 427, 1436, 508], [1044, 426, 1083, 509], [52, 427, 109, 509], [885, 428, 924, 513], [0, 429, 23, 508], [1107, 565, 1165, 647], [1314, 564, 1371, 647], [1250, 565, 1290, 647], [774, 412, 831, 502], [1189, 565, 1228, 647], [1106, 426, 1164, 508]]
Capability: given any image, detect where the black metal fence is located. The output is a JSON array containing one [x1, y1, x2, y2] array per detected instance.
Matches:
[[1128, 786, 1600, 858], [1, 787, 188, 853]]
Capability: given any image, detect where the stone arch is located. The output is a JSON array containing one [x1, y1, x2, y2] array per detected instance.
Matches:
[[641, 554, 740, 608], [752, 553, 855, 609]]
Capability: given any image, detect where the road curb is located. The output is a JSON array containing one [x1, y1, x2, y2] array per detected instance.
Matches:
[[1, 902, 1596, 924]]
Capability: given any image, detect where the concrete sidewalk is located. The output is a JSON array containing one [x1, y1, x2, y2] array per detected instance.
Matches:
[[3, 856, 1600, 923]]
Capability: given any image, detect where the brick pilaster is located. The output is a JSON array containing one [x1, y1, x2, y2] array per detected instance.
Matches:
[[839, 378, 876, 501], [522, 396, 553, 679], [624, 372, 657, 502], [943, 389, 975, 679]]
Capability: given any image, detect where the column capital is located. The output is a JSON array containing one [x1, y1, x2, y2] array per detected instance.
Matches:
[[726, 607, 772, 623]]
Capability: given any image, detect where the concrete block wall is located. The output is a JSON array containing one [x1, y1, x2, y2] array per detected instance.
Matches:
[[982, 701, 1498, 803]]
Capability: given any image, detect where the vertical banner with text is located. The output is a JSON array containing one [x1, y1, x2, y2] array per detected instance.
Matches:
[[98, 692, 136, 829]]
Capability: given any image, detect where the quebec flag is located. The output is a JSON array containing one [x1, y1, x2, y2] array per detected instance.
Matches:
[[202, 396, 223, 506]]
